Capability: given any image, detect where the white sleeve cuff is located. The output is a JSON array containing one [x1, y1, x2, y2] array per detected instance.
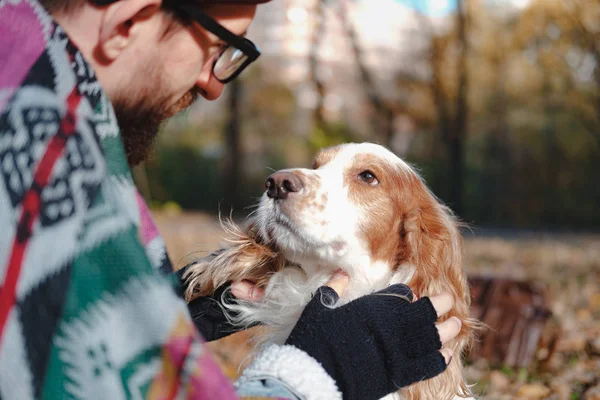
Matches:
[[234, 344, 343, 400]]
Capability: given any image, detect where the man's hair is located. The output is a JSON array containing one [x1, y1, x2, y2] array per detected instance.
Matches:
[[39, 0, 87, 13], [39, 0, 193, 24], [39, 0, 187, 33]]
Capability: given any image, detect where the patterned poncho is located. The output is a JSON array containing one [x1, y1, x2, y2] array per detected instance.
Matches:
[[0, 1, 248, 399], [0, 1, 330, 399], [0, 2, 344, 399]]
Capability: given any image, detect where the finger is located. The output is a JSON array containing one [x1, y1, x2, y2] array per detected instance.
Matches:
[[429, 292, 454, 318], [323, 269, 350, 298], [231, 280, 265, 301], [440, 348, 454, 365], [436, 316, 462, 344]]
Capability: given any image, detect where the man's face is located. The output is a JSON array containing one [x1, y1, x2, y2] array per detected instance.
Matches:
[[110, 4, 257, 165]]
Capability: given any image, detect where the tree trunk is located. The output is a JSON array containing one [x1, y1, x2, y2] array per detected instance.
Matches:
[[467, 276, 557, 369], [309, 0, 326, 130], [450, 0, 469, 216], [223, 79, 242, 212], [594, 55, 600, 146], [338, 0, 395, 146]]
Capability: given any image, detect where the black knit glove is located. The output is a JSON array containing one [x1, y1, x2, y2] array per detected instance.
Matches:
[[174, 263, 244, 342], [285, 284, 448, 400]]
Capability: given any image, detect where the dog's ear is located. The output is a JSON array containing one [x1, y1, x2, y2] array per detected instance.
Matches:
[[402, 202, 468, 308], [399, 195, 476, 400], [183, 219, 286, 302]]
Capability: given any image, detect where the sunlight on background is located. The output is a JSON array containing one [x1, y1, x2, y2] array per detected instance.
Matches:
[[397, 0, 455, 16], [397, 0, 532, 14]]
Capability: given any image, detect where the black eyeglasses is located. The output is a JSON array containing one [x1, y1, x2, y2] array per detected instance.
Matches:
[[166, 2, 261, 83]]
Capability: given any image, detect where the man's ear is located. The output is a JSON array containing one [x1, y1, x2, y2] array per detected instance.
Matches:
[[97, 0, 162, 62]]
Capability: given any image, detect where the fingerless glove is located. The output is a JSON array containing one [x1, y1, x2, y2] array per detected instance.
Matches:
[[175, 262, 242, 342], [285, 284, 447, 400]]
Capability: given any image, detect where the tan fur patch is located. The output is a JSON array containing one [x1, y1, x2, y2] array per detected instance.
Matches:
[[345, 153, 403, 266], [312, 146, 343, 169], [183, 220, 286, 301]]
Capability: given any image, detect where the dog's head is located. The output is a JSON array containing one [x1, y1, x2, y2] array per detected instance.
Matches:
[[185, 142, 475, 399], [255, 142, 466, 295]]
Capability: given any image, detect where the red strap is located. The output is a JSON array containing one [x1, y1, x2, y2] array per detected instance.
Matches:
[[0, 86, 82, 342]]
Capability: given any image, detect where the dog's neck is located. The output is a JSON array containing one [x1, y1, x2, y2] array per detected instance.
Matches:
[[285, 256, 416, 303], [225, 253, 417, 349]]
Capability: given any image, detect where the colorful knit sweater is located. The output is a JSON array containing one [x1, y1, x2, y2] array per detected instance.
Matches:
[[0, 1, 341, 399]]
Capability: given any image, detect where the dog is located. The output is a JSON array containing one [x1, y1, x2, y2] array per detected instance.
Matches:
[[184, 142, 476, 400]]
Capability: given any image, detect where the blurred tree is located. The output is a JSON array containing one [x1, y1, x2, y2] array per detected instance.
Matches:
[[511, 0, 599, 145], [242, 69, 303, 166], [406, 0, 471, 216], [450, 0, 470, 216], [399, 0, 600, 227], [307, 120, 357, 154], [147, 145, 223, 211], [223, 79, 243, 212], [560, 0, 600, 146], [469, 7, 514, 225], [309, 0, 326, 131], [337, 0, 395, 146], [505, 0, 600, 226]]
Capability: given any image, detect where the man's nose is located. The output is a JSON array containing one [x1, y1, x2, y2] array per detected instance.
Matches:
[[265, 171, 304, 200], [196, 68, 225, 101]]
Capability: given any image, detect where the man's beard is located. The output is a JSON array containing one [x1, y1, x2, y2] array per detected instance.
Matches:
[[113, 87, 200, 166]]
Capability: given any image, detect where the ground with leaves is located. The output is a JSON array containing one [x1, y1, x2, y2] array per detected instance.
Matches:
[[154, 211, 600, 400]]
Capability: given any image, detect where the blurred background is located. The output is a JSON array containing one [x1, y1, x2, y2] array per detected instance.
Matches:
[[142, 0, 600, 398]]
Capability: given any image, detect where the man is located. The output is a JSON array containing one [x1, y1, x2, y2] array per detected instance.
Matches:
[[0, 0, 462, 399]]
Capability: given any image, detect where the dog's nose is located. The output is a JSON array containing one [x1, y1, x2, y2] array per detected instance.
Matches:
[[265, 171, 303, 200]]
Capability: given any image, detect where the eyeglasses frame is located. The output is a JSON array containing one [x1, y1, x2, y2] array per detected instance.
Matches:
[[164, 1, 262, 83]]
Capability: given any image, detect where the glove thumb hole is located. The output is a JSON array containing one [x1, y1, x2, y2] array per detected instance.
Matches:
[[324, 270, 349, 298], [440, 347, 454, 365], [308, 271, 349, 309]]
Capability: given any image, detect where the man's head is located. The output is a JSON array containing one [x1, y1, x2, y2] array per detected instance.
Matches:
[[45, 0, 266, 165]]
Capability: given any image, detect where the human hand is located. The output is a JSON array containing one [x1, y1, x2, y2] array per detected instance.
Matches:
[[230, 279, 265, 301], [184, 280, 264, 342], [285, 271, 461, 400], [326, 272, 461, 363], [176, 262, 264, 342]]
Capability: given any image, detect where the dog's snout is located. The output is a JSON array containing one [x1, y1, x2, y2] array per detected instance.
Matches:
[[265, 171, 304, 200]]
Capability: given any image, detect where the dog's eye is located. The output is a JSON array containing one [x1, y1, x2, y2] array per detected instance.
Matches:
[[358, 170, 379, 185]]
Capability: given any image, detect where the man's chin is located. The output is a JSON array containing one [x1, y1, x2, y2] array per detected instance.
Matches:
[[114, 109, 161, 166], [115, 89, 199, 167], [166, 89, 200, 117], [121, 126, 161, 167]]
